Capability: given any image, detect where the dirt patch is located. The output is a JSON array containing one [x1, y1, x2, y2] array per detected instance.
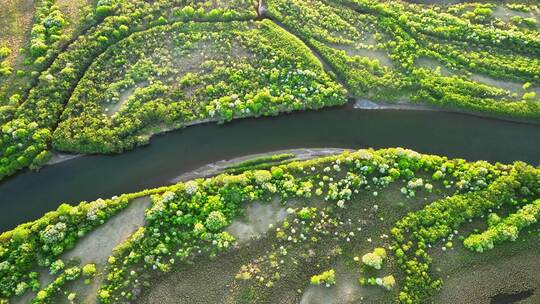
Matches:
[[327, 43, 393, 68], [105, 81, 149, 116], [45, 152, 82, 165], [415, 57, 455, 77], [354, 98, 439, 111], [63, 196, 150, 266], [58, 196, 151, 304], [137, 238, 275, 304], [0, 0, 34, 63], [227, 200, 288, 243], [470, 73, 540, 98], [491, 290, 535, 304], [56, 0, 91, 36], [492, 6, 538, 23], [299, 257, 392, 304]]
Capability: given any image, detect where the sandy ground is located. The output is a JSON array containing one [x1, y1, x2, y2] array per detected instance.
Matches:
[[63, 196, 151, 304], [226, 199, 288, 243], [12, 196, 151, 304], [172, 148, 349, 182]]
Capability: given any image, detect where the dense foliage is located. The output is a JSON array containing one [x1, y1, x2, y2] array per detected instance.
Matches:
[[0, 1, 538, 302], [1, 0, 539, 181], [96, 151, 525, 299], [265, 0, 540, 118], [0, 187, 168, 301], [29, 0, 66, 62], [52, 20, 345, 153]]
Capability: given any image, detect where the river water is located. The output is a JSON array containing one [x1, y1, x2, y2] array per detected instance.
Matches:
[[0, 105, 539, 231]]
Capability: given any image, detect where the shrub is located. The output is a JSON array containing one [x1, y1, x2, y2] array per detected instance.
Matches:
[[0, 47, 10, 59], [180, 6, 195, 17], [464, 199, 540, 252], [382, 275, 396, 290], [205, 211, 228, 231], [362, 247, 386, 269], [310, 269, 336, 287], [49, 259, 65, 275], [82, 263, 97, 278]]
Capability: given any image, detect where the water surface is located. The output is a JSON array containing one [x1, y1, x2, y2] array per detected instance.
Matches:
[[1, 106, 539, 231]]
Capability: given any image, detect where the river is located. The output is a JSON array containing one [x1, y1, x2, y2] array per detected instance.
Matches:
[[0, 105, 539, 231]]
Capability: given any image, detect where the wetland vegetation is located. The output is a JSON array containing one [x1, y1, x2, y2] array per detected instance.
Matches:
[[0, 0, 539, 303], [1, 148, 539, 303]]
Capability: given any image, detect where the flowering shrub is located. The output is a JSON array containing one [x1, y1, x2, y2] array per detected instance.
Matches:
[[254, 170, 273, 184], [382, 275, 396, 290], [49, 259, 65, 275], [184, 181, 199, 196], [205, 211, 228, 231], [86, 199, 107, 221], [82, 263, 97, 278], [362, 247, 387, 270], [310, 269, 336, 287]]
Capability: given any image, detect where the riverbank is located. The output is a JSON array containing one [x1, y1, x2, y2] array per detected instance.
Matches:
[[172, 148, 349, 182], [42, 99, 540, 170], [353, 99, 540, 125]]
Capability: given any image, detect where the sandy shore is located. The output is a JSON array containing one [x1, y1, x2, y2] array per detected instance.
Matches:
[[171, 147, 350, 182]]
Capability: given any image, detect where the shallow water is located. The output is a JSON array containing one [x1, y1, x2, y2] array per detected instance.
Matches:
[[0, 105, 539, 231]]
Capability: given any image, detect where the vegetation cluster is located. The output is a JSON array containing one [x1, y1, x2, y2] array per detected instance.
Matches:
[[1, 148, 538, 303]]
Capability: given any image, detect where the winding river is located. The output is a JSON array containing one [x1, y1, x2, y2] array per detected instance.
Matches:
[[1, 105, 539, 231]]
